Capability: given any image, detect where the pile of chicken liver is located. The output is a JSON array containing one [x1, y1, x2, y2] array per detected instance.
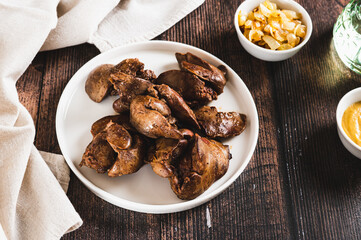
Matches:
[[80, 52, 247, 200]]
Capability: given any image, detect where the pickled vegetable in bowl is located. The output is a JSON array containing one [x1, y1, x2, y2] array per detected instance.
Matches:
[[238, 0, 307, 50]]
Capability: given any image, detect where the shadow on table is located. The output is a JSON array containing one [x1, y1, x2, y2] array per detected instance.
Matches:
[[286, 112, 361, 239], [295, 123, 361, 224], [307, 27, 360, 92], [296, 27, 361, 192]]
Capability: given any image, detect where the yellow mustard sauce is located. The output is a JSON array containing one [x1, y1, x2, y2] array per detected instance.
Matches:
[[342, 101, 361, 147]]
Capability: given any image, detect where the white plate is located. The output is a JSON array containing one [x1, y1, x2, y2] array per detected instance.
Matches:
[[56, 41, 259, 214]]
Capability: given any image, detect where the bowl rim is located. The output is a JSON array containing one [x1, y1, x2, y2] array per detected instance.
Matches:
[[336, 87, 361, 152], [234, 0, 313, 54]]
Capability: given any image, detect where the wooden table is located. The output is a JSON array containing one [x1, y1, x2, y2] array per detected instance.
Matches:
[[16, 0, 361, 239]]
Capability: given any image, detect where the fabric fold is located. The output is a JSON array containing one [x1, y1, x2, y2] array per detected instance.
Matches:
[[15, 146, 82, 239], [0, 0, 205, 238], [39, 151, 70, 192], [0, 1, 82, 239], [90, 0, 205, 52], [41, 0, 120, 51]]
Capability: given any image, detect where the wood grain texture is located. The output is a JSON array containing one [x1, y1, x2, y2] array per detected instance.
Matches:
[[273, 1, 361, 239], [17, 53, 46, 123], [35, 45, 100, 153], [14, 0, 361, 239]]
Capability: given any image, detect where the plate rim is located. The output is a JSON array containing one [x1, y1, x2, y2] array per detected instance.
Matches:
[[56, 40, 259, 214]]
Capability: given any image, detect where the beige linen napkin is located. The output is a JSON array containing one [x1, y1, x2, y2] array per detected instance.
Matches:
[[0, 0, 204, 239], [42, 0, 205, 51], [39, 151, 71, 192], [0, 0, 82, 239], [90, 0, 205, 52], [0, 1, 83, 239]]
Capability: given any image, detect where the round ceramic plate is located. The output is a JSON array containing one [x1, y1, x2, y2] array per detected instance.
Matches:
[[56, 41, 259, 214]]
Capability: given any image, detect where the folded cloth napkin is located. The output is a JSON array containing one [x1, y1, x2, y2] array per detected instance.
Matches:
[[41, 0, 205, 52], [90, 0, 205, 52], [0, 0, 204, 239], [0, 2, 83, 239]]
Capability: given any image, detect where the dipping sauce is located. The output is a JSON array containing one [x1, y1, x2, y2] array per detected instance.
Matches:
[[342, 101, 361, 147]]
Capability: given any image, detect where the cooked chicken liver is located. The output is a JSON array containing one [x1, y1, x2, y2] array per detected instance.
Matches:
[[195, 106, 247, 138], [85, 64, 114, 103], [129, 95, 183, 139]]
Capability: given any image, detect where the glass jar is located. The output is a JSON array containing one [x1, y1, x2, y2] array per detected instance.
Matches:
[[333, 0, 361, 74]]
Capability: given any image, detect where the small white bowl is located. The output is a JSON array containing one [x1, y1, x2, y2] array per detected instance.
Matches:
[[336, 87, 361, 159], [234, 0, 313, 61]]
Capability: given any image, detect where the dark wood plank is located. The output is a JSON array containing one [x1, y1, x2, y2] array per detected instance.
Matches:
[[14, 0, 361, 239], [273, 1, 361, 239], [16, 53, 46, 123], [35, 45, 100, 153], [157, 0, 294, 239], [28, 0, 294, 239], [64, 176, 161, 240]]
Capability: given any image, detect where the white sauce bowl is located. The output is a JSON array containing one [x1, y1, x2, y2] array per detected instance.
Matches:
[[336, 87, 361, 159]]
